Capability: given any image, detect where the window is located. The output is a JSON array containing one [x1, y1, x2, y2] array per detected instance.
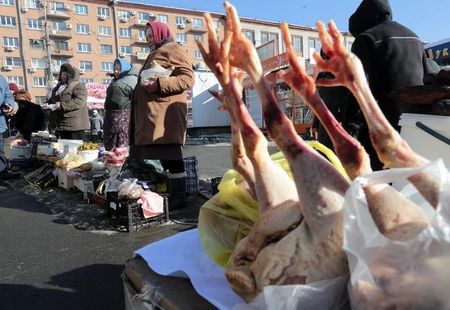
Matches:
[[74, 4, 88, 15], [80, 61, 93, 71], [52, 21, 67, 31], [308, 37, 321, 57], [27, 19, 43, 30], [101, 62, 113, 71], [194, 50, 203, 60], [292, 35, 303, 56], [120, 46, 132, 55], [98, 26, 111, 36], [243, 30, 255, 45], [213, 20, 221, 30], [118, 10, 130, 19], [54, 59, 69, 66], [119, 28, 131, 38], [29, 39, 44, 49], [31, 58, 47, 68], [1, 16, 16, 27], [50, 2, 65, 11], [76, 24, 89, 34], [33, 77, 48, 87], [100, 44, 113, 54], [175, 16, 185, 26], [0, 0, 13, 6], [54, 40, 68, 50], [139, 46, 150, 52], [7, 76, 24, 87], [5, 57, 21, 67], [138, 12, 151, 21], [80, 78, 94, 84], [101, 79, 111, 84], [35, 96, 47, 104], [193, 34, 204, 43], [192, 18, 203, 28], [77, 43, 91, 53], [176, 33, 187, 44], [3, 37, 19, 47], [24, 0, 39, 9], [156, 15, 168, 24], [97, 7, 110, 18], [138, 29, 145, 40], [261, 31, 278, 44]]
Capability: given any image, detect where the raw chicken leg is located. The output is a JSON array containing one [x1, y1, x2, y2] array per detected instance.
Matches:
[[220, 2, 349, 301], [279, 23, 429, 240], [313, 21, 439, 207], [197, 12, 302, 265]]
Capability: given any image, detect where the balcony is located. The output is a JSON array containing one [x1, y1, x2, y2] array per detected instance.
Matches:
[[133, 19, 148, 27], [134, 36, 147, 45], [47, 10, 70, 20], [49, 29, 72, 39], [51, 48, 73, 58], [185, 23, 207, 34]]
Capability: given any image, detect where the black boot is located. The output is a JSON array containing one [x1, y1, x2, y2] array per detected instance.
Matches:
[[168, 173, 186, 211]]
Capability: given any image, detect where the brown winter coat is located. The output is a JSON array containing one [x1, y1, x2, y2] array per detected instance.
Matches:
[[51, 64, 90, 132], [131, 41, 194, 145]]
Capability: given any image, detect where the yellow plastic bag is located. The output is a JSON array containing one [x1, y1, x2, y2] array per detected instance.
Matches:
[[198, 141, 348, 267]]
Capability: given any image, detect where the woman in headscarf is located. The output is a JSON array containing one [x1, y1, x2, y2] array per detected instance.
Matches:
[[129, 21, 194, 210], [103, 58, 139, 150]]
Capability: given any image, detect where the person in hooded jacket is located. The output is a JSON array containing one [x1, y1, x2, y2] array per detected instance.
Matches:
[[47, 63, 89, 140], [11, 89, 45, 141], [345, 0, 429, 170], [103, 58, 138, 150], [129, 21, 194, 210]]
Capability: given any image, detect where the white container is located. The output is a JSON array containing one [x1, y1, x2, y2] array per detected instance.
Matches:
[[398, 113, 450, 170], [57, 168, 74, 190], [77, 149, 98, 163], [57, 139, 83, 154], [3, 139, 31, 159]]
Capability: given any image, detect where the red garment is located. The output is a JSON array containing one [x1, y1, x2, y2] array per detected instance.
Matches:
[[146, 21, 172, 45], [8, 82, 19, 92]]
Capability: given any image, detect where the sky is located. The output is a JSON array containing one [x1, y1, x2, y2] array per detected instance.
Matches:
[[134, 0, 448, 43]]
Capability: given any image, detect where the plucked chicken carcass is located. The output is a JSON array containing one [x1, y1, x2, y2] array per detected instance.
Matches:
[[278, 22, 429, 241], [198, 11, 303, 269], [199, 2, 349, 302]]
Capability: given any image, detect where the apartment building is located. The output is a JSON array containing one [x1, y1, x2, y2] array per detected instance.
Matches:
[[0, 0, 353, 104]]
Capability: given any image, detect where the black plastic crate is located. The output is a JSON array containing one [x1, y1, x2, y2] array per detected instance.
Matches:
[[211, 177, 222, 195], [106, 191, 168, 232]]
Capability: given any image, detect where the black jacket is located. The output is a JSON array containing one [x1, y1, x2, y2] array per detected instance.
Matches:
[[348, 0, 428, 126], [13, 100, 45, 140]]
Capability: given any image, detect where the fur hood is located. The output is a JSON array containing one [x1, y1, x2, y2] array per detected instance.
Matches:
[[58, 63, 80, 83]]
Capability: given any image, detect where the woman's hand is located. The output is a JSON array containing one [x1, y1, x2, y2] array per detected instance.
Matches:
[[142, 78, 159, 93]]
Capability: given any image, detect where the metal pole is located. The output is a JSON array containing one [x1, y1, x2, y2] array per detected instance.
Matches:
[[42, 0, 54, 94]]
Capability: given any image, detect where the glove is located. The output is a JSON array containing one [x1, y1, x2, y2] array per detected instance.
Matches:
[[47, 104, 58, 111]]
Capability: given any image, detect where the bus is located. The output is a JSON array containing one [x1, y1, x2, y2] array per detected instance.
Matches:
[[425, 38, 450, 66]]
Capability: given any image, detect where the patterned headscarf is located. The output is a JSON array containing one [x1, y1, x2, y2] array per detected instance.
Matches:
[[146, 21, 172, 47]]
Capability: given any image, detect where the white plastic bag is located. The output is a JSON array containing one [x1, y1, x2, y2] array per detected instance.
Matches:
[[343, 159, 450, 310]]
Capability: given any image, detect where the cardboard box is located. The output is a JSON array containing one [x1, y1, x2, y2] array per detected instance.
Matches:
[[123, 256, 215, 310], [57, 168, 74, 190]]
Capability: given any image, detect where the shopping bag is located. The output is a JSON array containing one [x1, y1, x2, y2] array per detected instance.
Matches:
[[184, 156, 199, 194], [343, 159, 450, 309]]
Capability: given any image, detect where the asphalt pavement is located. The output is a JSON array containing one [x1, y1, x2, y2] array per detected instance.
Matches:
[[0, 142, 248, 310]]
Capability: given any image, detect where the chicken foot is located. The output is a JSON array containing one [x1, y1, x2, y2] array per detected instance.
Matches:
[[314, 21, 439, 207]]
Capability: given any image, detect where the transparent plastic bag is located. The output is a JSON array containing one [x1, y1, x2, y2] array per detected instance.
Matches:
[[140, 60, 174, 84], [343, 159, 450, 309]]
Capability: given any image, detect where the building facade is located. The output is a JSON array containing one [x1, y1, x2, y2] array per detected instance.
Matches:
[[0, 0, 353, 104]]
